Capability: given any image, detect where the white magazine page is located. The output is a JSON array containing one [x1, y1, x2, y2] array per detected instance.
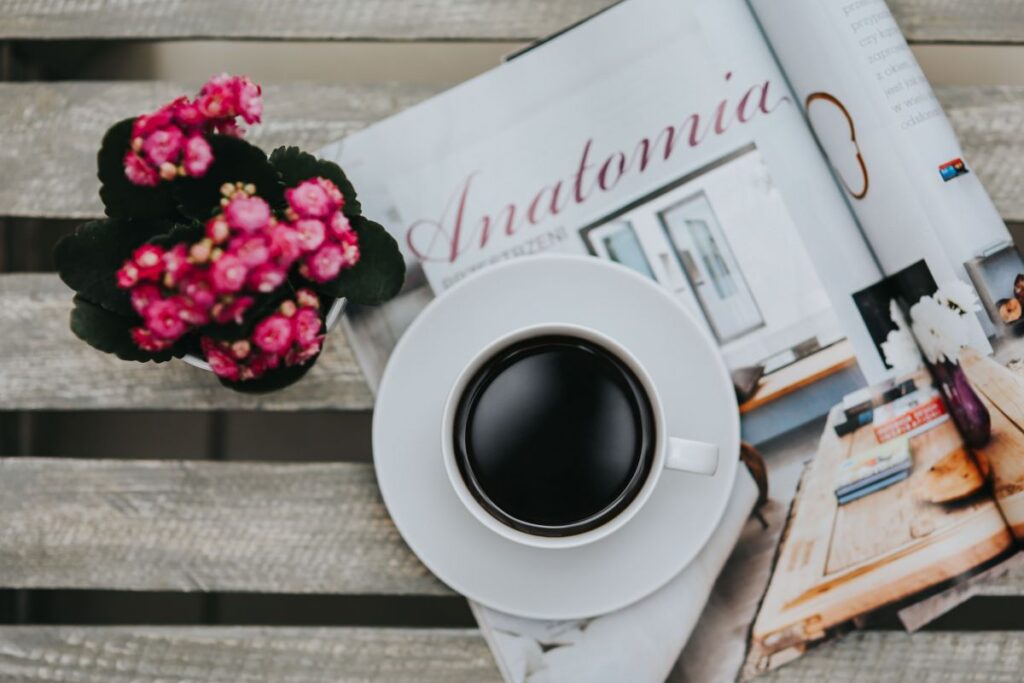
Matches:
[[749, 0, 1009, 353], [330, 0, 888, 381]]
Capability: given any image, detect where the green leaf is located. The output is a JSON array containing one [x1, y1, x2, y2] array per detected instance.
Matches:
[[148, 220, 205, 249], [55, 218, 173, 317], [97, 118, 182, 220], [215, 357, 319, 394], [174, 135, 284, 221], [312, 216, 405, 305], [69, 295, 181, 363], [269, 146, 362, 217]]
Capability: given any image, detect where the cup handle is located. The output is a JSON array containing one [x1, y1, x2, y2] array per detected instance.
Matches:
[[666, 438, 719, 476]]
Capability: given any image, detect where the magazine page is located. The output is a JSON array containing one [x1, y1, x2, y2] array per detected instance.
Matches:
[[744, 266, 1020, 677], [747, 0, 1012, 351], [327, 0, 892, 392], [748, 0, 1024, 561]]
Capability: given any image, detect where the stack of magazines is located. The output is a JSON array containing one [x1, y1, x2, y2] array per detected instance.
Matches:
[[834, 436, 912, 505]]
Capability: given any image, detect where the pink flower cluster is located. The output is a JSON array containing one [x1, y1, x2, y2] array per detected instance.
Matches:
[[115, 177, 358, 379], [201, 290, 325, 382], [123, 74, 263, 187]]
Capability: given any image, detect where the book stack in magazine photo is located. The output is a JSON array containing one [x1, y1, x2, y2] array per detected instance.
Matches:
[[834, 436, 912, 505]]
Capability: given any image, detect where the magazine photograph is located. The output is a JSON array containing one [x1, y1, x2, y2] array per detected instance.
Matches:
[[3, 0, 1024, 682]]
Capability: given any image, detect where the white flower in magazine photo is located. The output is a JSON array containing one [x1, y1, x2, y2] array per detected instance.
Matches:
[[935, 279, 982, 317], [910, 290, 972, 365]]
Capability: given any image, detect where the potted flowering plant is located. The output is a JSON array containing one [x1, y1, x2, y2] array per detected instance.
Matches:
[[54, 75, 404, 392]]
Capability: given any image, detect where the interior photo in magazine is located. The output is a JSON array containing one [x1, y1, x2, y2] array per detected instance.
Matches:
[[311, 0, 1024, 679]]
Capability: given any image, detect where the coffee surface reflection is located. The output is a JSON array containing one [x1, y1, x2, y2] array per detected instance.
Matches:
[[453, 335, 655, 537]]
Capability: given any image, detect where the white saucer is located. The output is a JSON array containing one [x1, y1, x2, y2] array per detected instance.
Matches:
[[373, 255, 740, 619]]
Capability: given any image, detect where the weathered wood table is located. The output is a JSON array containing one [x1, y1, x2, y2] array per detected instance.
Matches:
[[1, 2, 1024, 681]]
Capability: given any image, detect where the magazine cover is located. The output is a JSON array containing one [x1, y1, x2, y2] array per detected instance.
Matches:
[[317, 0, 1024, 679]]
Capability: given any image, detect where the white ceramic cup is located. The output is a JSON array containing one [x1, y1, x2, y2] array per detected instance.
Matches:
[[441, 322, 719, 549]]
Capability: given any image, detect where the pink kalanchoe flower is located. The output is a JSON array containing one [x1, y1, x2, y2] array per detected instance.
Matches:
[[212, 295, 255, 326], [142, 126, 184, 167], [202, 338, 241, 381], [214, 120, 243, 138], [296, 288, 320, 310], [236, 77, 263, 125], [180, 271, 216, 310], [144, 298, 188, 341], [224, 196, 271, 232], [171, 96, 205, 128], [338, 228, 361, 266], [132, 244, 166, 281], [178, 298, 210, 326], [196, 74, 237, 120], [131, 103, 175, 140], [328, 211, 352, 238], [315, 178, 345, 207], [287, 338, 323, 367], [301, 243, 344, 283], [247, 263, 287, 293], [232, 235, 272, 268], [183, 135, 213, 176], [131, 327, 173, 352], [206, 216, 231, 244], [210, 254, 248, 293], [117, 262, 140, 289], [123, 151, 159, 187], [252, 314, 294, 354], [268, 224, 303, 266], [130, 283, 162, 315], [294, 218, 326, 252], [293, 308, 322, 346], [162, 244, 191, 285], [286, 180, 333, 218]]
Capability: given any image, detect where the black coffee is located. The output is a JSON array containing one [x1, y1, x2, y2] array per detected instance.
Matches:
[[453, 335, 655, 537]]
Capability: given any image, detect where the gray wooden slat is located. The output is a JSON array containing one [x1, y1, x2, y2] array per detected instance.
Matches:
[[0, 627, 499, 683], [0, 81, 441, 220], [0, 457, 450, 594], [0, 0, 1020, 43], [0, 0, 617, 41], [759, 631, 1024, 682], [890, 0, 1024, 45], [940, 85, 1024, 225], [0, 273, 372, 410], [2, 82, 1024, 223]]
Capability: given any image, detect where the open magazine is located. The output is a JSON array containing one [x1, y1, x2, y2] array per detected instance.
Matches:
[[318, 0, 1024, 679]]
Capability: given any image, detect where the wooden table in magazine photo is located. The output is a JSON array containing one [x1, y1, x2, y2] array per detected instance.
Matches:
[[746, 354, 1024, 678], [4, 2, 1024, 683]]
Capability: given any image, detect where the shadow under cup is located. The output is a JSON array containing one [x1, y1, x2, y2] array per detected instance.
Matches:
[[452, 334, 657, 538]]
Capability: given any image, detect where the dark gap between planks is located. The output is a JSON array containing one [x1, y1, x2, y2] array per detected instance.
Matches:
[[0, 591, 476, 628]]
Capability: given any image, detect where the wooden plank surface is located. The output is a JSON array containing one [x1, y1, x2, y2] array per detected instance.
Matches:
[[1, 83, 1022, 221], [0, 273, 372, 410], [0, 0, 617, 41], [0, 627, 499, 683], [0, 457, 450, 594], [0, 0, 1020, 43], [759, 631, 1024, 683], [740, 341, 856, 414]]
